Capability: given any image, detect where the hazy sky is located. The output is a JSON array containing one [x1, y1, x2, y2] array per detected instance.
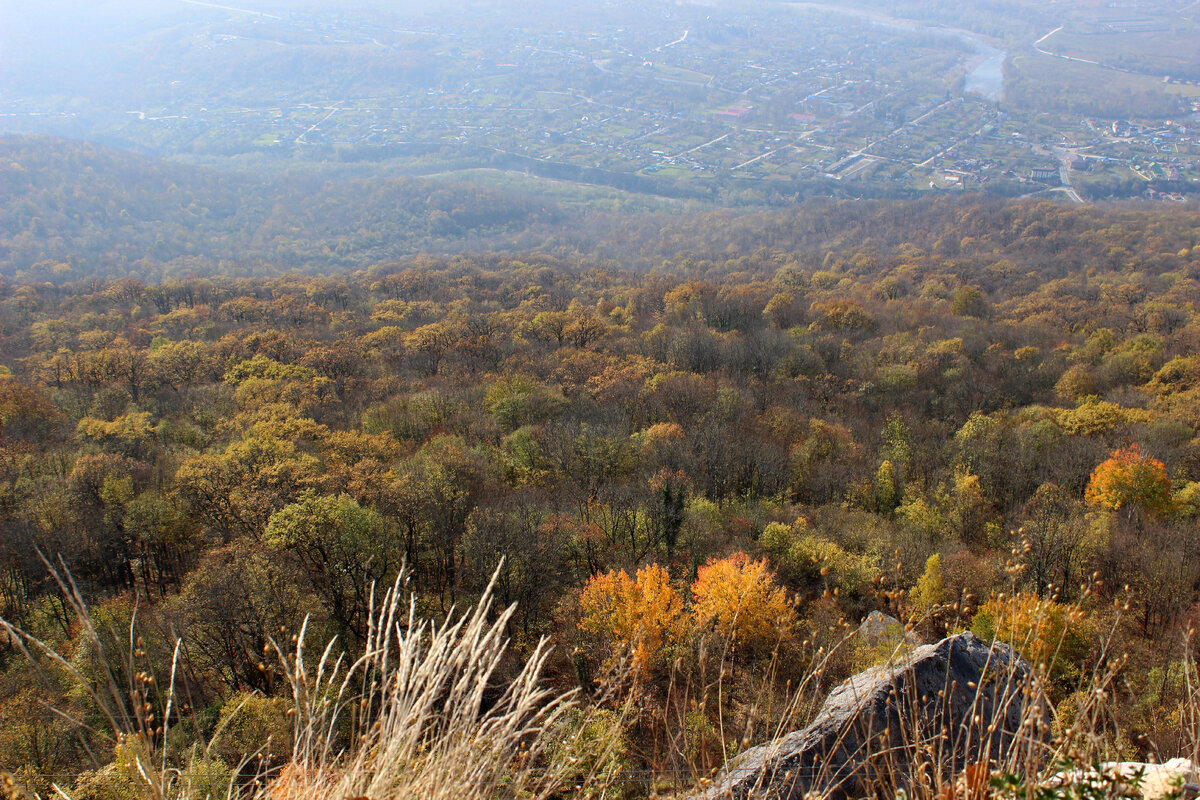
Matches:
[[0, 0, 461, 70]]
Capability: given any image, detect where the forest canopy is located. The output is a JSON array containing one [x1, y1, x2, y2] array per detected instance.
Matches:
[[3, 190, 1200, 795], [9, 135, 1200, 285], [0, 136, 563, 281]]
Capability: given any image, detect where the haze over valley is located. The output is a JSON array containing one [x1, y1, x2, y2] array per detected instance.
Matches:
[[5, 0, 1200, 203]]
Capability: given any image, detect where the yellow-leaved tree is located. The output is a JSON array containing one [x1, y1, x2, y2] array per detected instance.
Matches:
[[579, 563, 684, 673], [910, 553, 946, 615], [691, 552, 795, 655], [971, 593, 1091, 689]]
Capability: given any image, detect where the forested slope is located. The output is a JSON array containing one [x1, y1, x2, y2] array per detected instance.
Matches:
[[3, 197, 1200, 794], [0, 136, 562, 280], [7, 135, 1200, 289]]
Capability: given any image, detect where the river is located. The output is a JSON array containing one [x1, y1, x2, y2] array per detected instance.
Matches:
[[784, 2, 1007, 102]]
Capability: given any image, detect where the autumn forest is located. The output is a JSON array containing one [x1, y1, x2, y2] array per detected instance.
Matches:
[[4, 181, 1200, 797]]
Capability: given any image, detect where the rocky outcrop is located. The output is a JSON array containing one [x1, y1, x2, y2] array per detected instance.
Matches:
[[855, 610, 921, 647], [698, 632, 1051, 800]]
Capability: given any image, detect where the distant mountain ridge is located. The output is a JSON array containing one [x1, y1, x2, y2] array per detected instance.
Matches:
[[0, 136, 562, 281]]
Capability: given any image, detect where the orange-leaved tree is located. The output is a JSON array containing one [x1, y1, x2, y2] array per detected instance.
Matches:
[[579, 563, 685, 673], [1084, 445, 1172, 521], [691, 552, 795, 654]]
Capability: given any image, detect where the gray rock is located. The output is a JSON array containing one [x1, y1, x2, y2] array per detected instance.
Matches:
[[856, 610, 920, 647], [698, 632, 1051, 800]]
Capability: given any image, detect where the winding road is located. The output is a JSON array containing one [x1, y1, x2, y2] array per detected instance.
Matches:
[[178, 0, 282, 19], [1032, 26, 1100, 65]]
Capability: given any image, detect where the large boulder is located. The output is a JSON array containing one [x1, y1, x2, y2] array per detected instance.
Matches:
[[698, 632, 1052, 800]]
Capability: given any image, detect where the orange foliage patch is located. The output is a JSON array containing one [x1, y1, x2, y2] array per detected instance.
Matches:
[[579, 563, 685, 673], [691, 552, 795, 652], [1084, 445, 1172, 519]]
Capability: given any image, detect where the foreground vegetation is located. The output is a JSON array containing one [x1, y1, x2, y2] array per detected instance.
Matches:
[[3, 196, 1200, 795]]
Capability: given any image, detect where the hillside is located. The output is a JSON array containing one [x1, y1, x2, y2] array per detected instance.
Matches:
[[7, 0, 1200, 794], [1, 196, 1200, 795], [0, 136, 563, 280], [8, 134, 1200, 288]]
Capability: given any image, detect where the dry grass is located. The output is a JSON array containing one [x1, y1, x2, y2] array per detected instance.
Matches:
[[0, 563, 627, 800], [261, 571, 577, 800], [2, 560, 1199, 800]]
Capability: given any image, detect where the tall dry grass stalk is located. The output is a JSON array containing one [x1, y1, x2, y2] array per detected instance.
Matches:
[[0, 564, 634, 800], [264, 571, 580, 800], [0, 556, 187, 800]]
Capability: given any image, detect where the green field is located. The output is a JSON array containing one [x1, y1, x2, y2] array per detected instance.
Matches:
[[1047, 28, 1200, 80]]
